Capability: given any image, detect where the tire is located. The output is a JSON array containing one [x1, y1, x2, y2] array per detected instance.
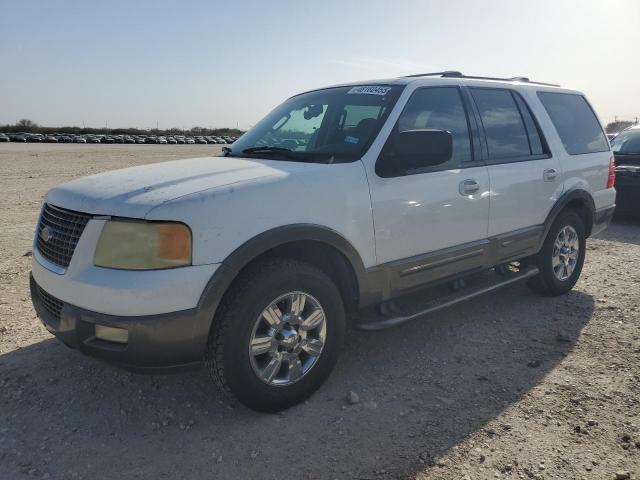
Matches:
[[205, 258, 345, 412], [527, 210, 586, 296]]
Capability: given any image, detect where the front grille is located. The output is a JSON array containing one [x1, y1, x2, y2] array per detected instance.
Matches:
[[36, 284, 64, 322], [36, 203, 91, 268]]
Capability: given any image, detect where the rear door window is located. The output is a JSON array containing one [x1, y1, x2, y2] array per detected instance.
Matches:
[[537, 92, 609, 155], [471, 88, 532, 159]]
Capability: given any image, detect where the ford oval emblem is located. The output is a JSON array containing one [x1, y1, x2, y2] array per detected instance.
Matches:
[[40, 227, 53, 242]]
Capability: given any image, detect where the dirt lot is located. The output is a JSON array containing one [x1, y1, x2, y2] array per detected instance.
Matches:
[[1, 143, 639, 480]]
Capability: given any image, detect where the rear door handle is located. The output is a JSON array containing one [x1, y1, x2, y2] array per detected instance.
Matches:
[[459, 179, 480, 196], [543, 168, 558, 182]]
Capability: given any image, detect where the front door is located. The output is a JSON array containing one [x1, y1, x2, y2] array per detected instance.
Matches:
[[366, 86, 490, 293]]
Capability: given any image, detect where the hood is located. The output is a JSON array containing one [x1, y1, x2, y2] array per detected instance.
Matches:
[[46, 156, 310, 218]]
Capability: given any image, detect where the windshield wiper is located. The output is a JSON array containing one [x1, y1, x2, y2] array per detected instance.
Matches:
[[243, 146, 294, 154], [221, 146, 233, 156], [241, 146, 306, 161]]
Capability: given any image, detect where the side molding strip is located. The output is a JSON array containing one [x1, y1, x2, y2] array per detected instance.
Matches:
[[399, 248, 484, 276]]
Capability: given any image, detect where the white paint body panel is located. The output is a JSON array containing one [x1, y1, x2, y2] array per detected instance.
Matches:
[[145, 160, 376, 267], [366, 166, 490, 263], [45, 157, 313, 219], [486, 158, 564, 236]]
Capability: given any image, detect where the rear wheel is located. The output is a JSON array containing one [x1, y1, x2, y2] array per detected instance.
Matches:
[[527, 210, 586, 296], [205, 258, 345, 412]]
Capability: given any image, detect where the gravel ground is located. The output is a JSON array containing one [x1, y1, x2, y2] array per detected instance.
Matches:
[[0, 143, 639, 480]]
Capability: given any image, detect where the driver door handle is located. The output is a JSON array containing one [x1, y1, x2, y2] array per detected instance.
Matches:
[[543, 168, 558, 182], [459, 179, 480, 196]]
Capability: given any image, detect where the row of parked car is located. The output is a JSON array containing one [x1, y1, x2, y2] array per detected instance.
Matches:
[[0, 132, 239, 145]]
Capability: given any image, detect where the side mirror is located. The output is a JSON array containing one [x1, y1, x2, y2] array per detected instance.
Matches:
[[395, 129, 453, 168]]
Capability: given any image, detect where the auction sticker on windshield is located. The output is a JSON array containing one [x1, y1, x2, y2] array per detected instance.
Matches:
[[347, 86, 393, 95]]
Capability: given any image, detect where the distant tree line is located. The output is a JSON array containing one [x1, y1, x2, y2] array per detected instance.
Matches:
[[1, 119, 244, 136]]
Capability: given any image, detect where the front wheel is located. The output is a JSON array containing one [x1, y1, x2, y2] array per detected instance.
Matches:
[[205, 258, 345, 412], [527, 210, 586, 296]]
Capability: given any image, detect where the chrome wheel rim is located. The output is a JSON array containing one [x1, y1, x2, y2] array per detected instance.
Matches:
[[249, 291, 326, 386], [552, 225, 579, 281]]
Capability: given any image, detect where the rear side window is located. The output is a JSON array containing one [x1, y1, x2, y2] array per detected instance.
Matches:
[[537, 92, 609, 155], [471, 88, 544, 160]]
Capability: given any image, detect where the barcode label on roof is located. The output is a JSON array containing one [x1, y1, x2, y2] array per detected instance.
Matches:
[[347, 86, 392, 96]]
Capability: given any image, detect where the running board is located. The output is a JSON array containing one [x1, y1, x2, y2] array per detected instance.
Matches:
[[356, 265, 540, 331]]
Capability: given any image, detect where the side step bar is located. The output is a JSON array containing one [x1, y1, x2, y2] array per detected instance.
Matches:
[[356, 265, 540, 331]]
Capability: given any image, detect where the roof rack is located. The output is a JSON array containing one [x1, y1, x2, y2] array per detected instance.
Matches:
[[404, 71, 464, 78], [403, 71, 560, 87]]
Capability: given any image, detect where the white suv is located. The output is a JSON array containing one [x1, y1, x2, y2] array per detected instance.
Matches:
[[30, 72, 616, 412]]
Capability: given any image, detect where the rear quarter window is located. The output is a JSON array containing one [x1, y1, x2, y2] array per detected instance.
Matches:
[[537, 92, 609, 155]]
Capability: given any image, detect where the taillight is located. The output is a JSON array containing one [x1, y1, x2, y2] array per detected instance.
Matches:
[[607, 155, 615, 188]]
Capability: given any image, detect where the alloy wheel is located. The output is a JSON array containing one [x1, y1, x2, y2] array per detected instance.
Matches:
[[249, 291, 327, 386], [552, 225, 579, 281]]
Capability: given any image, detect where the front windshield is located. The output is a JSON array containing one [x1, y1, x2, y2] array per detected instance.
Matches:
[[611, 130, 640, 154], [227, 85, 404, 163]]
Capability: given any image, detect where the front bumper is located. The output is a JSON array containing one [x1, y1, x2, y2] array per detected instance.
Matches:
[[30, 274, 212, 371]]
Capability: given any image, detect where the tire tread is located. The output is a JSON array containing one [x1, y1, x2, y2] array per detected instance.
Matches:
[[204, 257, 337, 406]]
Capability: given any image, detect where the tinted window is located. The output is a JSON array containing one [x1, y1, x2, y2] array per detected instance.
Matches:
[[537, 92, 609, 155], [342, 105, 384, 129], [229, 85, 403, 163], [611, 130, 640, 154], [514, 93, 545, 155], [471, 88, 531, 159], [377, 87, 471, 176]]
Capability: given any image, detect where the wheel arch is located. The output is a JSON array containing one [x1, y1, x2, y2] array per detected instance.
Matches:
[[540, 189, 595, 249], [194, 225, 370, 338]]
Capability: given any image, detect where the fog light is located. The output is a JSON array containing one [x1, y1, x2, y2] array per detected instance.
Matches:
[[95, 325, 128, 344]]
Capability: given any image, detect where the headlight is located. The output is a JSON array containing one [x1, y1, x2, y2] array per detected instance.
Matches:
[[94, 220, 192, 270]]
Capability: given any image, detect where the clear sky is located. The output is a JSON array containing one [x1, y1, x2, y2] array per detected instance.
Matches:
[[1, 0, 638, 130]]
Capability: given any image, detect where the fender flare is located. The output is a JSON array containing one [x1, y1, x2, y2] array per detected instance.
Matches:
[[191, 224, 369, 341], [539, 189, 596, 249]]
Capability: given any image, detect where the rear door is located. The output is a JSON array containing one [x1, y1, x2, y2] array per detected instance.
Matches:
[[468, 87, 563, 249]]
